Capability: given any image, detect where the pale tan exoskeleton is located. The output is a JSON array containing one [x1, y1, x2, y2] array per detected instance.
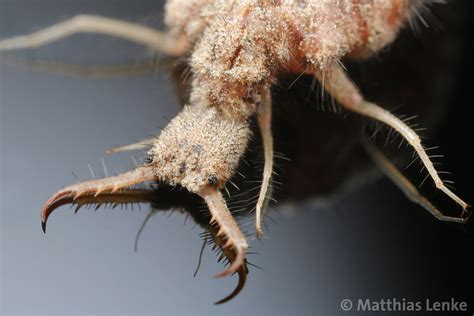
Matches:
[[0, 0, 470, 303]]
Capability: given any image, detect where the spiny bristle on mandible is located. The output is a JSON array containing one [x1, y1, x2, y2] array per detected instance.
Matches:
[[41, 166, 158, 233], [198, 188, 248, 278]]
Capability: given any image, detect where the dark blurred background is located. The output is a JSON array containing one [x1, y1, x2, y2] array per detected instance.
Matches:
[[1, 1, 473, 315]]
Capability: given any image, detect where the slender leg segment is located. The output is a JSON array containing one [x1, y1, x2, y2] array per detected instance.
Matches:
[[363, 139, 469, 223], [316, 63, 469, 212], [1, 54, 165, 78], [255, 88, 274, 238], [107, 137, 156, 155], [0, 15, 187, 56]]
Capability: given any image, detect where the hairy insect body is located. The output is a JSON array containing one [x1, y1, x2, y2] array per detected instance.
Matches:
[[167, 0, 414, 121], [157, 1, 419, 208], [2, 0, 469, 304], [149, 104, 250, 193], [156, 0, 417, 201]]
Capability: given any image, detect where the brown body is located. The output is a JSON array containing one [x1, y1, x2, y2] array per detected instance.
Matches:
[[165, 0, 414, 119], [151, 0, 417, 195]]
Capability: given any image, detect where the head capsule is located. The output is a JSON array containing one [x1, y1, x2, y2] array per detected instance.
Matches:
[[149, 104, 251, 193]]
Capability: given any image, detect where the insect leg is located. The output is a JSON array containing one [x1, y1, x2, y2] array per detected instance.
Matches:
[[2, 54, 167, 78], [255, 88, 274, 238], [362, 139, 469, 223], [0, 15, 187, 56], [317, 62, 469, 212], [106, 137, 156, 155]]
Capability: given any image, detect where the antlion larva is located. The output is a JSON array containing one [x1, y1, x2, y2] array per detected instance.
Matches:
[[0, 0, 469, 303]]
